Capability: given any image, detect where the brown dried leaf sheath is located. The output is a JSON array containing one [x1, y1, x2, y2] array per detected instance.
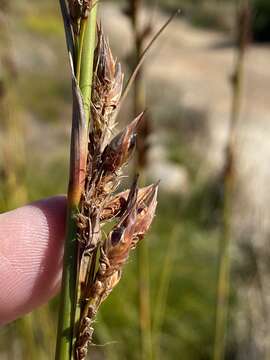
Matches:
[[73, 29, 158, 360]]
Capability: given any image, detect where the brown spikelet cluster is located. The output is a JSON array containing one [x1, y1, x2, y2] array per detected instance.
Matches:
[[74, 29, 158, 359], [90, 27, 124, 150]]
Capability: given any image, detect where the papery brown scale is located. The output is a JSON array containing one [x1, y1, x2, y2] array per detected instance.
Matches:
[[106, 194, 138, 267], [110, 63, 124, 107], [94, 28, 116, 87], [108, 270, 121, 289], [133, 183, 158, 240], [100, 38, 115, 83], [100, 195, 128, 221], [103, 182, 158, 270], [91, 28, 124, 149], [101, 113, 144, 173], [100, 183, 154, 221], [100, 181, 138, 274]]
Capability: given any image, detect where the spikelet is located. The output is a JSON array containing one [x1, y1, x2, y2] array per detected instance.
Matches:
[[100, 183, 155, 221], [75, 180, 158, 359], [90, 27, 124, 152], [73, 24, 158, 360]]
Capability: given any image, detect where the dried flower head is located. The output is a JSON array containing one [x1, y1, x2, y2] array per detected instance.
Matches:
[[75, 179, 158, 359], [91, 27, 124, 151], [101, 112, 143, 173], [73, 23, 158, 360]]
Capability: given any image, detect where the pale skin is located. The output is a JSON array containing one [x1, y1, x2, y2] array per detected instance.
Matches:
[[0, 196, 66, 325]]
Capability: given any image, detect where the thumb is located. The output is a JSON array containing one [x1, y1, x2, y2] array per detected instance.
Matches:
[[0, 196, 66, 325]]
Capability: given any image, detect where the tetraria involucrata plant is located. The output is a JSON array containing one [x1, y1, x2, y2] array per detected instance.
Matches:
[[55, 1, 159, 360]]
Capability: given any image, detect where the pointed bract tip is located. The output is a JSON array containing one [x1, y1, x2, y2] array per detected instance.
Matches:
[[133, 111, 145, 128], [101, 114, 144, 173], [133, 183, 158, 240]]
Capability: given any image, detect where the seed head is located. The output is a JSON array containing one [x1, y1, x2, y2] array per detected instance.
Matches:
[[133, 182, 158, 241], [91, 27, 124, 150], [99, 178, 158, 284], [100, 183, 154, 221], [101, 112, 144, 173], [73, 18, 158, 359]]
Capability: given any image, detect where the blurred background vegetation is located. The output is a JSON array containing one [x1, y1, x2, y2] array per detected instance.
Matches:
[[1, 0, 270, 359]]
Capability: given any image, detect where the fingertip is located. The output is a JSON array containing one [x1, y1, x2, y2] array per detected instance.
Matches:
[[0, 196, 67, 324]]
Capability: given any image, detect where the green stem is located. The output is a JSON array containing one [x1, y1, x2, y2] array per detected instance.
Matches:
[[128, 2, 153, 358], [213, 2, 249, 359], [78, 4, 97, 124], [76, 19, 87, 84], [19, 314, 38, 359], [153, 227, 179, 359], [138, 240, 152, 360], [55, 207, 78, 360], [55, 3, 97, 358], [213, 188, 231, 360], [74, 0, 98, 340]]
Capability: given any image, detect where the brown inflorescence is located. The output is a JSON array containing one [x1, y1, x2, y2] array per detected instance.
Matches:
[[73, 27, 158, 360]]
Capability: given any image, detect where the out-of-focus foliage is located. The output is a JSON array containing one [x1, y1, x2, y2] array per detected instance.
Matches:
[[147, 0, 235, 31], [146, 0, 270, 43], [252, 0, 270, 41]]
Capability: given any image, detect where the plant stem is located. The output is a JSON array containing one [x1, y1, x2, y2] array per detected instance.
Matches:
[[78, 4, 97, 123], [213, 2, 250, 359], [213, 191, 231, 360], [55, 207, 78, 360], [138, 236, 153, 360], [73, 1, 98, 337], [76, 19, 87, 84], [125, 1, 153, 358], [153, 227, 179, 359], [18, 314, 39, 359], [55, 2, 98, 359]]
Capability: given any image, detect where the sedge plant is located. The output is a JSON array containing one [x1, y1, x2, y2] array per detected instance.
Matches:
[[55, 1, 158, 359]]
